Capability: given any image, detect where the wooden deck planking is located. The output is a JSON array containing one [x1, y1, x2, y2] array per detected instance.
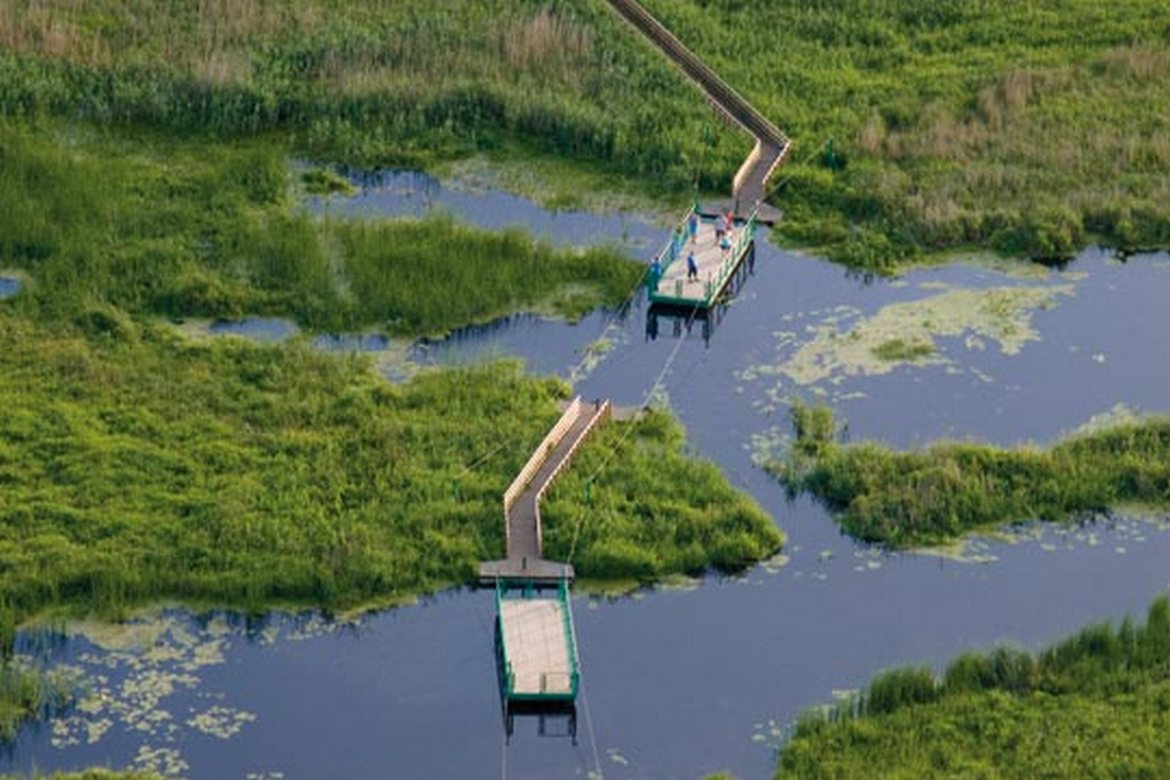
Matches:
[[655, 219, 744, 300], [500, 598, 573, 695], [655, 216, 753, 311]]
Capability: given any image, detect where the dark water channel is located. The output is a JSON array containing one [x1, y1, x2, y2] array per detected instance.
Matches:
[[6, 173, 1170, 779]]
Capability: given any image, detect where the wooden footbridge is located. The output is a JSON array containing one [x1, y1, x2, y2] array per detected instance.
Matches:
[[605, 0, 791, 312], [483, 0, 790, 734], [481, 398, 609, 721], [479, 396, 610, 586], [604, 0, 791, 215]]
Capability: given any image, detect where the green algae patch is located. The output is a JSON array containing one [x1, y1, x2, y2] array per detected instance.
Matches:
[[440, 153, 674, 218], [41, 611, 368, 775], [777, 284, 1073, 386]]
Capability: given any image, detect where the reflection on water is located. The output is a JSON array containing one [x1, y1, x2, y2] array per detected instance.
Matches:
[[6, 173, 1170, 779], [206, 318, 297, 343]]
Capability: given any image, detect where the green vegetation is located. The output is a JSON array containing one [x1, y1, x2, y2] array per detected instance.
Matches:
[[771, 403, 1170, 546], [641, 0, 1170, 266], [544, 410, 783, 577], [0, 313, 781, 624], [778, 597, 1170, 778], [0, 0, 721, 198], [0, 661, 74, 741], [0, 122, 639, 336], [871, 338, 934, 363], [0, 90, 777, 630], [4, 1, 1169, 265], [300, 166, 355, 196]]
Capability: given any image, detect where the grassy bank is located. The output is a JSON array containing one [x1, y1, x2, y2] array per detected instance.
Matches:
[[0, 121, 640, 335], [3, 1, 1169, 265], [778, 596, 1170, 777], [641, 0, 1170, 266], [544, 410, 783, 578], [770, 403, 1170, 547], [0, 312, 781, 624], [0, 97, 780, 624], [0, 1, 728, 197]]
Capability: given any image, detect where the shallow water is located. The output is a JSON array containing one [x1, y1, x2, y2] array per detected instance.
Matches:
[[7, 175, 1170, 779], [0, 276, 22, 299]]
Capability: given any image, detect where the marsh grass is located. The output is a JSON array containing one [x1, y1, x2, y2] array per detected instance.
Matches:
[[772, 403, 1170, 547], [0, 0, 726, 188], [639, 0, 1170, 266], [0, 122, 640, 335], [0, 659, 75, 742], [779, 597, 1170, 777], [4, 1, 1169, 266], [543, 409, 784, 578], [0, 315, 782, 625]]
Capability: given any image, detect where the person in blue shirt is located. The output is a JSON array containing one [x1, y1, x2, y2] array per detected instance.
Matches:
[[686, 251, 699, 281]]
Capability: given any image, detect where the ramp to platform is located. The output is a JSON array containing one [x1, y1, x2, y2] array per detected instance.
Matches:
[[479, 397, 611, 585]]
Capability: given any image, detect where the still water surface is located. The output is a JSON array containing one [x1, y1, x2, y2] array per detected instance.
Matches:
[[5, 173, 1170, 779]]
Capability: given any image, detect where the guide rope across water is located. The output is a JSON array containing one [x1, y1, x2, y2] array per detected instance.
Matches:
[[484, 0, 792, 752]]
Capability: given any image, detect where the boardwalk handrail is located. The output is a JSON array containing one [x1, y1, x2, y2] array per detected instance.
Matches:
[[558, 578, 581, 696], [503, 397, 585, 553], [649, 204, 699, 295], [532, 399, 612, 553], [495, 581, 516, 694], [732, 140, 764, 200], [604, 0, 789, 148], [504, 397, 583, 511], [604, 0, 790, 205]]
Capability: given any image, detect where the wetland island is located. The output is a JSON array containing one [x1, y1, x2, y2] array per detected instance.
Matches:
[[1, 0, 1169, 777]]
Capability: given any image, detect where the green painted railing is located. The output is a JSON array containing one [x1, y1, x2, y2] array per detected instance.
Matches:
[[495, 578, 579, 703], [495, 581, 516, 695], [647, 206, 757, 306], [557, 578, 581, 699], [702, 209, 757, 302], [646, 202, 701, 295]]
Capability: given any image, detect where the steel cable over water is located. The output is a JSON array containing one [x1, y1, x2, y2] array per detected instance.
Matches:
[[566, 297, 705, 567]]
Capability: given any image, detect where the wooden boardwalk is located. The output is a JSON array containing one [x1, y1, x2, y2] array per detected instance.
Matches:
[[479, 396, 611, 584], [482, 399, 608, 713], [604, 0, 790, 212]]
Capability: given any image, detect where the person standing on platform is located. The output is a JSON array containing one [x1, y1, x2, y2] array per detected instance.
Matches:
[[687, 251, 699, 281], [688, 211, 699, 244], [714, 213, 727, 244]]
